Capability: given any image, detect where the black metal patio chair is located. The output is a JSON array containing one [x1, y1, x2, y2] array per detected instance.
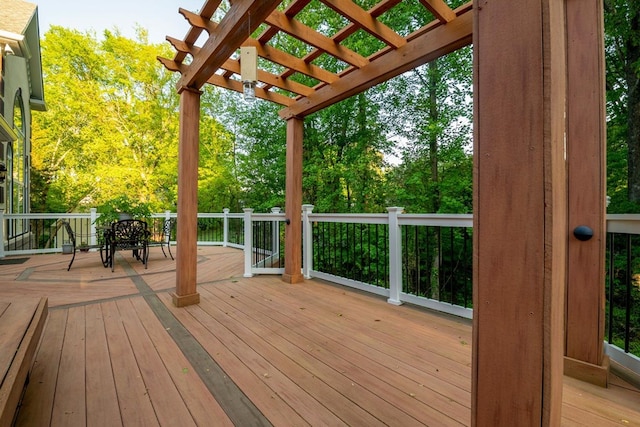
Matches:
[[62, 221, 108, 271], [146, 218, 174, 262], [108, 219, 149, 272]]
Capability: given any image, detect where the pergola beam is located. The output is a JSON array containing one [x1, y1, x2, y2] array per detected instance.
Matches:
[[179, 8, 217, 34], [177, 0, 282, 90], [171, 0, 221, 64], [320, 0, 406, 49], [278, 8, 472, 119], [257, 0, 312, 45], [206, 74, 295, 106], [265, 10, 369, 69], [419, 0, 456, 23]]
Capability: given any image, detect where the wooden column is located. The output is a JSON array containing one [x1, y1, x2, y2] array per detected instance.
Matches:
[[172, 87, 201, 307], [282, 116, 304, 284], [473, 0, 567, 425], [564, 0, 609, 387]]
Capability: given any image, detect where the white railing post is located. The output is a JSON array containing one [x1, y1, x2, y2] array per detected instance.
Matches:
[[90, 208, 98, 246], [271, 207, 281, 261], [243, 208, 254, 277], [223, 208, 230, 247], [0, 211, 4, 258], [302, 204, 314, 279], [387, 207, 404, 305]]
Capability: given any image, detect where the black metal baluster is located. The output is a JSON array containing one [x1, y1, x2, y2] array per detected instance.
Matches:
[[625, 234, 632, 353], [608, 233, 614, 344]]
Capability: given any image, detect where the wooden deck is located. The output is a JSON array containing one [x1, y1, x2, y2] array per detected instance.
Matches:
[[0, 246, 638, 426]]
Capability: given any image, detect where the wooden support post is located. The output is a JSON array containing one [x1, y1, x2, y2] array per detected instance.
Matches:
[[282, 116, 304, 284], [564, 0, 609, 387], [172, 87, 201, 307], [473, 0, 567, 425]]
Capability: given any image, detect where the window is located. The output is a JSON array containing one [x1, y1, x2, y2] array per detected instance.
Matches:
[[12, 90, 25, 215]]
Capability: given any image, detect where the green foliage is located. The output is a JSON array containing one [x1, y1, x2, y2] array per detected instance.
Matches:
[[604, 0, 640, 208], [605, 234, 640, 355], [303, 93, 390, 213], [32, 17, 477, 218], [32, 27, 182, 213], [95, 194, 153, 226]]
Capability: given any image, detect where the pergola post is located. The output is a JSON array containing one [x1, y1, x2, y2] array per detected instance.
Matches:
[[172, 87, 201, 307], [564, 0, 609, 387], [473, 0, 567, 424], [282, 116, 304, 284]]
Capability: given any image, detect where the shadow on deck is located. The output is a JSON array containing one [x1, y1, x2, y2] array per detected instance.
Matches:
[[0, 246, 638, 426]]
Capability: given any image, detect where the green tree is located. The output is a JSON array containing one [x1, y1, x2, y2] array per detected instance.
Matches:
[[383, 47, 473, 214], [31, 27, 110, 211], [605, 0, 640, 210], [30, 27, 203, 213], [304, 93, 390, 213], [199, 87, 242, 212], [210, 92, 287, 212]]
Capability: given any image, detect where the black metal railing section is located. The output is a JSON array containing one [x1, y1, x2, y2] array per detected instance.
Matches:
[[5, 216, 93, 251], [228, 217, 245, 246], [251, 219, 284, 268], [402, 225, 473, 309], [606, 232, 640, 356], [312, 221, 390, 288], [1, 213, 246, 252], [196, 216, 224, 243]]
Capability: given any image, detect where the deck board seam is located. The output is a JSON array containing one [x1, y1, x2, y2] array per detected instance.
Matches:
[[115, 254, 272, 426]]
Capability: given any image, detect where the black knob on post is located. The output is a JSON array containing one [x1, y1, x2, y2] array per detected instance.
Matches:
[[285, 218, 291, 225], [573, 225, 593, 241]]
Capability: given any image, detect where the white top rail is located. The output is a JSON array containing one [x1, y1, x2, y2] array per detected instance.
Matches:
[[606, 214, 640, 234]]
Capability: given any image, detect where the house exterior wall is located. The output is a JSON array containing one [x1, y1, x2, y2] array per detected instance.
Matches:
[[0, 51, 32, 214]]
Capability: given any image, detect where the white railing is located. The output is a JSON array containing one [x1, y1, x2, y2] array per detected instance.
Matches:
[[604, 215, 640, 379], [303, 206, 474, 319]]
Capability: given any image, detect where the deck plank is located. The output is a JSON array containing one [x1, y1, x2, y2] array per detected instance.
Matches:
[[219, 279, 472, 397], [200, 283, 468, 425], [195, 287, 393, 426], [85, 303, 123, 426], [128, 297, 234, 427], [203, 286, 459, 425], [50, 306, 86, 426], [116, 298, 197, 427], [158, 292, 311, 427], [561, 402, 629, 426], [562, 376, 640, 424], [15, 309, 67, 427], [101, 300, 159, 427], [4, 247, 640, 426]]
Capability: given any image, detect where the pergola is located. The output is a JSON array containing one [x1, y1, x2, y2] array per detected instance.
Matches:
[[158, 0, 607, 425]]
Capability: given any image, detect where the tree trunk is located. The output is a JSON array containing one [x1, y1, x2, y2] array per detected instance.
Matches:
[[428, 61, 441, 212], [428, 60, 441, 299]]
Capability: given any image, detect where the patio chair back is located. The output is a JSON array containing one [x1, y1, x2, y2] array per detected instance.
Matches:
[[147, 218, 174, 260], [109, 219, 149, 271], [62, 221, 107, 271]]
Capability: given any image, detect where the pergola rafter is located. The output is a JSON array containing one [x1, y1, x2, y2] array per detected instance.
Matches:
[[159, 0, 471, 112]]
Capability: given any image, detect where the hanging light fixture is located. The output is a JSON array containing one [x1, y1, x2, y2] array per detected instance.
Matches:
[[240, 46, 257, 102]]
